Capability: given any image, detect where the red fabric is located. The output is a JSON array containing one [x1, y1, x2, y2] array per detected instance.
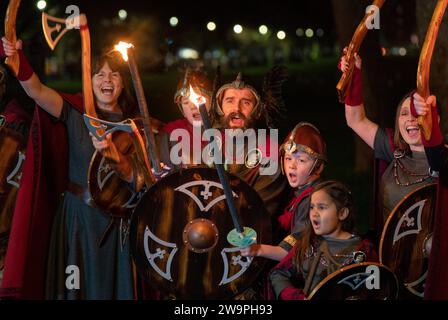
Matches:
[[266, 246, 297, 300], [425, 167, 448, 299], [409, 91, 418, 118], [423, 107, 443, 147], [17, 50, 34, 82], [162, 118, 192, 135], [277, 187, 313, 232], [359, 238, 378, 262], [345, 66, 363, 106], [279, 286, 305, 300], [0, 93, 83, 299], [2, 99, 31, 125], [163, 118, 207, 153], [0, 41, 5, 58]]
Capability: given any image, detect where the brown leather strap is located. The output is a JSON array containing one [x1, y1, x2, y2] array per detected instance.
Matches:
[[66, 181, 94, 207], [97, 218, 115, 248], [303, 248, 322, 296]]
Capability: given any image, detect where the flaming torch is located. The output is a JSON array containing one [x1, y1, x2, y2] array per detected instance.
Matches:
[[188, 86, 256, 247], [114, 41, 161, 174]]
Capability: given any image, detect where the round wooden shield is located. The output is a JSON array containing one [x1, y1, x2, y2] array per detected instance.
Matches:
[[379, 183, 437, 299], [0, 127, 24, 194], [130, 167, 272, 299], [0, 126, 26, 271], [88, 130, 146, 218], [307, 262, 399, 300]]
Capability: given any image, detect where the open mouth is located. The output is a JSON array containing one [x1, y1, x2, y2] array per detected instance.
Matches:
[[230, 114, 244, 127], [101, 86, 114, 97], [288, 172, 297, 181], [192, 113, 202, 121], [406, 125, 420, 137], [311, 218, 321, 230]]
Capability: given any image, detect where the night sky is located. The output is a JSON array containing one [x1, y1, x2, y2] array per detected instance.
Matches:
[[54, 0, 335, 30]]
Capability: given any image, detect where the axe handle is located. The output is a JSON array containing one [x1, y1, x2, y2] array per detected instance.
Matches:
[[336, 0, 385, 103], [417, 0, 447, 140], [79, 15, 119, 163], [4, 0, 21, 77], [129, 122, 156, 186], [127, 49, 161, 172], [79, 15, 96, 118]]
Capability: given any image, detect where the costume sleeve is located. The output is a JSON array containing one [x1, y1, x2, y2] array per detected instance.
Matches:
[[291, 196, 311, 235], [269, 247, 304, 299], [56, 99, 76, 124], [278, 233, 298, 252], [373, 127, 394, 162]]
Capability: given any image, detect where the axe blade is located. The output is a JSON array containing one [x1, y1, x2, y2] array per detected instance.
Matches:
[[41, 12, 71, 51], [83, 114, 135, 141]]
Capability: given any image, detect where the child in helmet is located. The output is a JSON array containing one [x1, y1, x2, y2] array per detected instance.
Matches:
[[241, 122, 327, 260]]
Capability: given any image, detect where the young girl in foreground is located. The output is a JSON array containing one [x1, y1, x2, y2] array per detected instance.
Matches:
[[269, 181, 377, 300]]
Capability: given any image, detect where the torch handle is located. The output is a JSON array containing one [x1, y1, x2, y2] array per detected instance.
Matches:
[[127, 49, 162, 173], [198, 104, 244, 234]]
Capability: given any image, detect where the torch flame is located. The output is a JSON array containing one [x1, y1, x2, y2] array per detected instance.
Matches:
[[188, 85, 206, 107], [114, 41, 134, 62]]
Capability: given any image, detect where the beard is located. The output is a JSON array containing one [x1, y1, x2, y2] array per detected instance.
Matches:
[[220, 111, 256, 130]]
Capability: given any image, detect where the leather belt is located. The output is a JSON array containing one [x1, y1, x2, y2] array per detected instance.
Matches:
[[66, 181, 95, 207]]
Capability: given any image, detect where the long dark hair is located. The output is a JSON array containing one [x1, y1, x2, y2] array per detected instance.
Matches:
[[91, 51, 137, 118], [293, 180, 356, 272]]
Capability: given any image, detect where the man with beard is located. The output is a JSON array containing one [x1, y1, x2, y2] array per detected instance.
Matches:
[[214, 73, 287, 219], [212, 72, 287, 300]]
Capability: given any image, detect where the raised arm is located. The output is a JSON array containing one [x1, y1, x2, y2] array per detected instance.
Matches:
[[340, 51, 379, 149], [2, 37, 63, 118], [412, 92, 446, 174]]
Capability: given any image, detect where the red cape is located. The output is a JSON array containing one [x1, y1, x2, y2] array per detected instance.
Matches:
[[277, 187, 313, 232], [2, 99, 32, 125], [424, 154, 448, 299], [0, 93, 83, 299]]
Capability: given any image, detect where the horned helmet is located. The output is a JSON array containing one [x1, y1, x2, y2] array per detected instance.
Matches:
[[215, 72, 261, 118]]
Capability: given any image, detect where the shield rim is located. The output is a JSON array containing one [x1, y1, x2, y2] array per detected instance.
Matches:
[[379, 182, 437, 264], [129, 166, 272, 299], [307, 262, 399, 300]]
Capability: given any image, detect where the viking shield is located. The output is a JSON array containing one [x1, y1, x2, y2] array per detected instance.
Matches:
[[307, 262, 399, 300], [379, 183, 436, 299], [88, 130, 146, 218], [0, 126, 26, 270], [130, 167, 271, 299]]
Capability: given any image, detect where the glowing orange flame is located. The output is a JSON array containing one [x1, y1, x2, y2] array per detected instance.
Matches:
[[188, 85, 206, 107], [114, 41, 134, 62]]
